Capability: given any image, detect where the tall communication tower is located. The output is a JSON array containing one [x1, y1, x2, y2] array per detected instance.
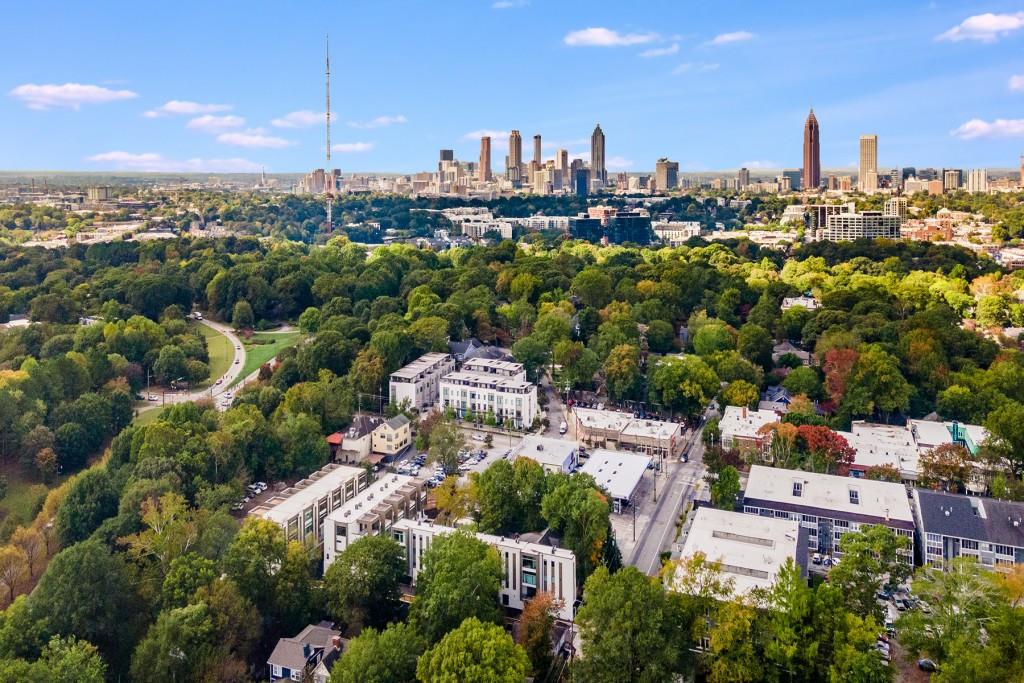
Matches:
[[325, 35, 333, 233]]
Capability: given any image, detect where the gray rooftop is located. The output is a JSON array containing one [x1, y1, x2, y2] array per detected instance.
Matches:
[[915, 489, 1024, 549]]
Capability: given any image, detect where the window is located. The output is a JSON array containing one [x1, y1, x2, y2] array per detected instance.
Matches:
[[962, 539, 979, 550], [792, 481, 802, 497], [848, 488, 859, 505]]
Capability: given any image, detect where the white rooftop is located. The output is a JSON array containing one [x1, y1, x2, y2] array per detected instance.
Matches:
[[512, 436, 578, 469], [441, 371, 533, 391], [719, 406, 778, 439], [255, 464, 365, 523], [844, 422, 920, 476], [676, 507, 801, 597], [461, 358, 524, 374], [578, 449, 651, 501], [573, 407, 633, 432], [744, 465, 914, 523], [620, 417, 682, 441], [390, 352, 452, 380], [323, 474, 420, 524]]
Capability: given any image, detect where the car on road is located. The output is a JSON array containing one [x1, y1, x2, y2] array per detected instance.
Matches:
[[471, 434, 485, 442], [559, 421, 567, 435], [234, 359, 240, 365], [812, 553, 823, 565], [194, 312, 203, 320], [147, 394, 158, 401], [918, 659, 938, 672]]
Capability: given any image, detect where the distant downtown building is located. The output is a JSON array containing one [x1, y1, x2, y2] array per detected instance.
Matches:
[[533, 134, 542, 167], [823, 211, 901, 241], [966, 168, 988, 193], [591, 123, 606, 187], [655, 158, 679, 191], [478, 136, 492, 182], [858, 134, 878, 192], [737, 167, 750, 189], [507, 130, 522, 186], [803, 109, 820, 190]]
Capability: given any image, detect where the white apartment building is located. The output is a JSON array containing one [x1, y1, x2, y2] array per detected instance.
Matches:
[[321, 474, 426, 568], [250, 463, 368, 548], [966, 169, 989, 194], [822, 211, 901, 241], [440, 358, 537, 428], [780, 295, 819, 311], [389, 352, 456, 411], [391, 519, 577, 621], [653, 221, 702, 246], [742, 465, 915, 562]]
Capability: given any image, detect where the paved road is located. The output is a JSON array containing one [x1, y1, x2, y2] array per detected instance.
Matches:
[[627, 417, 711, 576], [541, 372, 568, 437], [137, 318, 246, 415]]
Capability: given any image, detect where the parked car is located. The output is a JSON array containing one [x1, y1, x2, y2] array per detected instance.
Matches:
[[148, 394, 158, 401], [471, 434, 485, 442], [918, 659, 938, 672], [812, 553, 823, 565], [559, 421, 567, 435]]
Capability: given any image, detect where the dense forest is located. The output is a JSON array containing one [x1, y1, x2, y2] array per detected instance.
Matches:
[[0, 231, 1022, 680]]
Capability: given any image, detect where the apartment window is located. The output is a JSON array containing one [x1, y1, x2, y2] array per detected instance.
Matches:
[[962, 539, 979, 550], [848, 488, 859, 505], [792, 481, 803, 497]]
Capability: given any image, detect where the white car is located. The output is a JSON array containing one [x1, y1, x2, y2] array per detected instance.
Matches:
[[471, 434, 485, 442]]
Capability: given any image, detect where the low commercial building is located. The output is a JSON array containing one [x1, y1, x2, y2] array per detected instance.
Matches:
[[322, 474, 426, 568], [572, 407, 684, 459], [841, 422, 921, 483], [718, 406, 778, 453], [251, 463, 368, 547], [392, 519, 577, 620], [675, 507, 806, 598], [742, 465, 915, 562], [577, 448, 652, 513], [439, 359, 537, 429], [512, 435, 579, 474], [388, 352, 456, 411], [913, 489, 1024, 569]]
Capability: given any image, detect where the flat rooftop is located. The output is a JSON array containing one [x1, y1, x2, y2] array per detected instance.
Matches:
[[390, 352, 452, 380], [441, 371, 533, 391], [253, 463, 366, 523], [324, 473, 421, 524], [461, 358, 524, 374], [512, 435, 578, 468], [578, 449, 651, 501], [843, 422, 920, 475], [744, 465, 914, 524], [676, 507, 802, 596], [393, 518, 575, 560], [573, 407, 631, 432], [719, 406, 778, 439]]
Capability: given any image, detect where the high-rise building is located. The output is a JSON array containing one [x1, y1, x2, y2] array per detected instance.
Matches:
[[783, 169, 802, 191], [802, 109, 820, 190], [943, 169, 962, 192], [859, 135, 878, 192], [738, 167, 750, 189], [884, 197, 908, 220], [591, 123, 606, 186], [533, 135, 542, 167], [655, 158, 679, 191], [478, 137, 492, 182], [507, 130, 522, 186], [966, 169, 988, 194], [439, 149, 454, 174], [556, 148, 569, 173], [573, 168, 590, 197], [889, 167, 902, 190]]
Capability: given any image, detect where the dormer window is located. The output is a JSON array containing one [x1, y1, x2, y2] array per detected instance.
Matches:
[[848, 488, 859, 505], [792, 482, 802, 498]]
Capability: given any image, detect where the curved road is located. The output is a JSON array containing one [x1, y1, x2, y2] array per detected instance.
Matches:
[[137, 318, 246, 415]]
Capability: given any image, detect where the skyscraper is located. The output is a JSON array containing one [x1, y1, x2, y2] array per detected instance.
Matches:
[[533, 135, 542, 167], [858, 135, 878, 192], [655, 158, 679, 191], [556, 149, 569, 172], [507, 130, 522, 186], [802, 109, 820, 190], [738, 167, 750, 189], [591, 124, 606, 186], [479, 136, 492, 182], [439, 149, 454, 174]]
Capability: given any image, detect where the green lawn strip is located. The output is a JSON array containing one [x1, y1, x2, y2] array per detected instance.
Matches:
[[0, 463, 61, 526], [229, 331, 302, 389], [196, 323, 234, 385]]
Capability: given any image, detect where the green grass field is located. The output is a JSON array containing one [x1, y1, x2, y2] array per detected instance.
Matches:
[[0, 464, 58, 527], [197, 323, 233, 385], [132, 405, 163, 427], [229, 331, 303, 389]]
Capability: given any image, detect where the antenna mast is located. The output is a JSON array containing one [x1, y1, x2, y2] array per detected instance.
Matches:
[[325, 34, 333, 233]]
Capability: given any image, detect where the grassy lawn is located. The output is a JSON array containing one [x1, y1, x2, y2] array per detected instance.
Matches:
[[0, 463, 59, 527], [132, 405, 163, 427], [230, 331, 302, 389], [196, 323, 233, 385]]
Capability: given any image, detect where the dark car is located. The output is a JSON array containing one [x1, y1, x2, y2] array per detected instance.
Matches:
[[918, 659, 938, 672]]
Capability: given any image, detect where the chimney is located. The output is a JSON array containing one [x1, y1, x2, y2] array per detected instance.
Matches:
[[331, 635, 342, 650]]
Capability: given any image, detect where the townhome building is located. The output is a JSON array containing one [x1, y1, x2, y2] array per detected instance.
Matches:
[[913, 489, 1024, 569], [388, 352, 456, 411], [439, 358, 537, 428]]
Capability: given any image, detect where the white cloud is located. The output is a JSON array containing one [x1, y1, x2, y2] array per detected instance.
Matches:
[[186, 114, 246, 132], [331, 142, 374, 153], [463, 129, 509, 140], [951, 118, 1024, 140], [564, 27, 658, 47], [10, 83, 138, 110], [937, 12, 1024, 43], [708, 30, 754, 45], [271, 110, 324, 128], [143, 100, 231, 118], [347, 115, 407, 129], [740, 160, 780, 169], [492, 0, 528, 8], [672, 62, 719, 75], [216, 129, 293, 148], [606, 156, 634, 171], [1010, 75, 1024, 91], [639, 43, 679, 58], [87, 151, 261, 173]]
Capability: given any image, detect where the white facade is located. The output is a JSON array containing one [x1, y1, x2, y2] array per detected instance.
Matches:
[[392, 518, 577, 620], [718, 406, 778, 450], [440, 359, 537, 428], [823, 211, 901, 241], [966, 169, 989, 194], [780, 295, 819, 311], [251, 464, 367, 547], [512, 435, 579, 474], [653, 221, 702, 246], [389, 352, 455, 411]]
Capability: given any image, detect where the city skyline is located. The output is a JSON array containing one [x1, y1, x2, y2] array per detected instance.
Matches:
[[3, 2, 1024, 173]]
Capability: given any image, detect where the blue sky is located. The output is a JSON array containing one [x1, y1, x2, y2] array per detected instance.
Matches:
[[3, 1, 1024, 174]]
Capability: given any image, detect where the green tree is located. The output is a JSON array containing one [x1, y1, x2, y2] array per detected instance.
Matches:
[[541, 473, 610, 581], [572, 268, 614, 309], [330, 622, 426, 683], [647, 354, 719, 418], [428, 418, 465, 475], [37, 635, 107, 683], [55, 468, 118, 545], [129, 603, 218, 683], [324, 534, 404, 633], [231, 300, 255, 329], [603, 343, 641, 401], [693, 321, 735, 356], [153, 345, 188, 385], [409, 530, 503, 643], [828, 525, 911, 619], [782, 365, 821, 399], [416, 617, 529, 683], [707, 598, 763, 683], [511, 335, 549, 384], [574, 566, 686, 683], [710, 466, 741, 510], [843, 345, 911, 419], [720, 379, 759, 408], [161, 553, 216, 609], [984, 400, 1024, 476]]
